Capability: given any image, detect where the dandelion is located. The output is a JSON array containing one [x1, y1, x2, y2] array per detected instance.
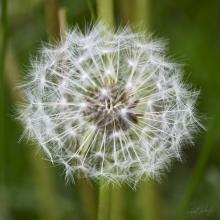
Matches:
[[19, 24, 200, 185]]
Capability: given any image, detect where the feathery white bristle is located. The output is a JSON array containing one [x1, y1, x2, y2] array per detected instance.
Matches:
[[18, 24, 200, 185]]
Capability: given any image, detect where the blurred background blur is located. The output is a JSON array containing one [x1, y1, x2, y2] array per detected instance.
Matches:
[[0, 0, 220, 220]]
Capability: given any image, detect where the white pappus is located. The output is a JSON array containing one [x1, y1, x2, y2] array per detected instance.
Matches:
[[18, 24, 201, 185]]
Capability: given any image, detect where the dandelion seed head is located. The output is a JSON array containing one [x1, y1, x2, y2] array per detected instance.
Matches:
[[19, 24, 200, 185]]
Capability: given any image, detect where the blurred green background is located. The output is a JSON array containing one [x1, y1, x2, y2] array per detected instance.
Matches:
[[1, 0, 220, 220]]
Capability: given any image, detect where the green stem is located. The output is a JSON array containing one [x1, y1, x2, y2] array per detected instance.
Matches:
[[118, 0, 132, 25], [58, 8, 67, 37], [96, 0, 114, 219], [176, 108, 220, 220], [96, 0, 114, 28], [131, 1, 161, 220], [45, 0, 60, 42], [97, 178, 110, 220], [137, 181, 161, 220], [132, 0, 150, 31], [110, 187, 124, 220], [78, 179, 97, 220]]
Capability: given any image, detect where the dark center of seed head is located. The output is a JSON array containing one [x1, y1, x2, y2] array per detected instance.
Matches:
[[83, 86, 141, 132]]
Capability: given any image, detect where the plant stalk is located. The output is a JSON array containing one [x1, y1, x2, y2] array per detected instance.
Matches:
[[96, 0, 114, 219], [97, 178, 110, 220], [45, 0, 60, 42], [78, 179, 97, 220], [137, 181, 161, 220], [96, 0, 114, 28], [58, 8, 67, 37], [131, 1, 161, 220], [110, 187, 124, 220], [132, 0, 150, 31]]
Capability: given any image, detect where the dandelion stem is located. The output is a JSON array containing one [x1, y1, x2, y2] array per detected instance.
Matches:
[[132, 1, 162, 220], [132, 0, 150, 31], [96, 0, 114, 28], [110, 187, 125, 220], [97, 178, 110, 220], [45, 0, 60, 42], [96, 0, 114, 219], [58, 8, 67, 37], [176, 108, 220, 220], [118, 0, 132, 25], [78, 179, 97, 220], [137, 181, 162, 220]]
